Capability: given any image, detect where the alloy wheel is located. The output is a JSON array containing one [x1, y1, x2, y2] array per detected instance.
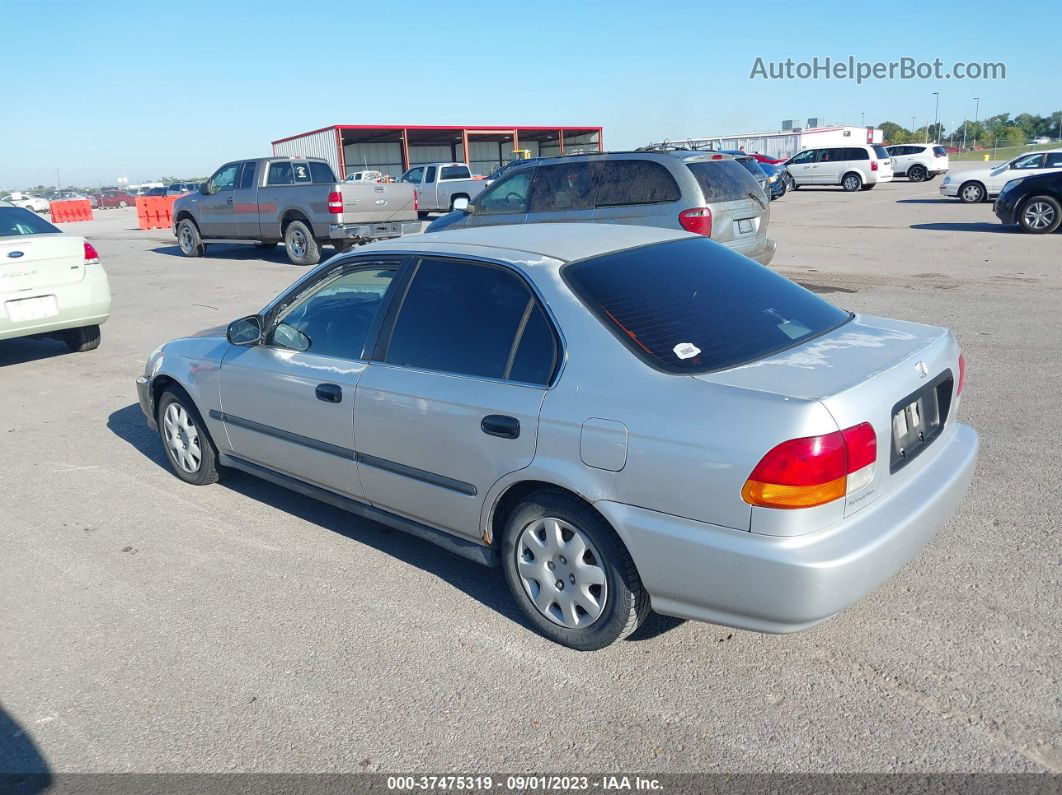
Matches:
[[163, 402, 202, 473], [516, 517, 608, 629], [1022, 201, 1056, 230]]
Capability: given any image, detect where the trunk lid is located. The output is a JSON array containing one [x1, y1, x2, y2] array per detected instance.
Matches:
[[697, 314, 961, 515], [337, 182, 417, 223], [0, 233, 87, 294]]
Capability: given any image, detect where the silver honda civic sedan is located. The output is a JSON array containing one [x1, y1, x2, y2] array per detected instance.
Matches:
[[136, 224, 979, 650]]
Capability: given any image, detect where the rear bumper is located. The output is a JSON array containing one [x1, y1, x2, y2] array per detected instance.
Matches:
[[727, 236, 776, 266], [597, 422, 979, 634], [0, 267, 111, 342], [328, 220, 421, 241]]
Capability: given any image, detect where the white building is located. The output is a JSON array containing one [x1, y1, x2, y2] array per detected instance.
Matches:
[[657, 125, 884, 160]]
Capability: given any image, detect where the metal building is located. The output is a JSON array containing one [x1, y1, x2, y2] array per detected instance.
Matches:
[[271, 124, 604, 180], [653, 125, 883, 160]]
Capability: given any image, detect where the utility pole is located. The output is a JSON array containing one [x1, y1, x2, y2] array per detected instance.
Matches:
[[973, 97, 980, 148], [931, 92, 940, 144], [56, 169, 61, 190]]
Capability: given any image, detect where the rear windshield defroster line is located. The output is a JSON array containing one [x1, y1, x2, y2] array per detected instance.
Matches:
[[562, 237, 852, 375]]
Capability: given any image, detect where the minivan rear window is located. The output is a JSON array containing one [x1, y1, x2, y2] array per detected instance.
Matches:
[[684, 160, 761, 203], [873, 145, 891, 159], [933, 146, 947, 157], [563, 237, 851, 374]]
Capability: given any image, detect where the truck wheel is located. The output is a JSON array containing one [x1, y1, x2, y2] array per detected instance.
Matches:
[[177, 219, 206, 257], [284, 220, 320, 266]]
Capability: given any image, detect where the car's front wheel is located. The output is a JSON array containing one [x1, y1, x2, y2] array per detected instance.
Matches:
[[1018, 195, 1062, 234], [959, 181, 986, 203], [177, 219, 206, 257], [157, 389, 222, 486], [501, 491, 649, 650]]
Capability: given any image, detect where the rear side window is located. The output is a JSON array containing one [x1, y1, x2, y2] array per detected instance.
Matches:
[[425, 166, 437, 183], [309, 161, 336, 183], [846, 147, 869, 160], [0, 207, 61, 236], [1045, 152, 1062, 167], [385, 258, 555, 384], [529, 162, 597, 212], [684, 160, 761, 203], [932, 146, 947, 157], [873, 145, 891, 159], [267, 162, 294, 185], [238, 162, 257, 190], [563, 237, 850, 374], [441, 165, 471, 180], [595, 160, 680, 206]]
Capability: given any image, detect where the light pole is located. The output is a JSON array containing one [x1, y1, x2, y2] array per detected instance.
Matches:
[[973, 97, 980, 148], [56, 169, 61, 190], [930, 92, 939, 143], [860, 112, 865, 128]]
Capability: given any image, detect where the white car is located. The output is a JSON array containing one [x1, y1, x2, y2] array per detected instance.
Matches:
[[886, 144, 949, 182], [1, 192, 51, 213], [0, 205, 111, 352], [940, 148, 1062, 202], [784, 144, 894, 192]]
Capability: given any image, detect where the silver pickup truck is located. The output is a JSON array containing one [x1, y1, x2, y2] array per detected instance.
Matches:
[[398, 162, 487, 216], [173, 157, 419, 265]]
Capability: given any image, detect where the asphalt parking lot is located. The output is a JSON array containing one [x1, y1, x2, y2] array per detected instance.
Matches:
[[1, 164, 1059, 774]]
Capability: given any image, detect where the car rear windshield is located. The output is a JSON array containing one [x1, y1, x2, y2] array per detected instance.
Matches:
[[563, 237, 851, 374], [684, 160, 762, 203], [873, 145, 891, 159], [0, 207, 62, 236], [933, 146, 947, 157]]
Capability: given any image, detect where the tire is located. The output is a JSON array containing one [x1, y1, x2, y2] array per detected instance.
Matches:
[[908, 164, 927, 182], [501, 490, 649, 651], [156, 389, 222, 486], [774, 180, 787, 199], [283, 219, 320, 266], [842, 172, 863, 192], [783, 172, 796, 190], [1017, 195, 1062, 234], [176, 218, 206, 257], [333, 241, 355, 253], [959, 181, 986, 203], [254, 241, 278, 249], [860, 184, 875, 191], [63, 324, 101, 352], [417, 211, 429, 220]]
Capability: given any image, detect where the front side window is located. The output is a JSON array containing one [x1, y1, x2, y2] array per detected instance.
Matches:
[[1012, 153, 1045, 170], [385, 258, 554, 384], [789, 150, 814, 164], [528, 161, 597, 212], [476, 169, 534, 215], [563, 237, 850, 374], [1044, 152, 1062, 168], [267, 162, 294, 185], [207, 163, 240, 193], [595, 160, 680, 207], [268, 265, 397, 359]]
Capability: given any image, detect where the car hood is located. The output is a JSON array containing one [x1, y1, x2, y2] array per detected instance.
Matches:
[[949, 165, 1003, 182]]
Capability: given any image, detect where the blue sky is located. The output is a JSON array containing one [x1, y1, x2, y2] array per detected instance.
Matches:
[[3, 0, 1058, 187]]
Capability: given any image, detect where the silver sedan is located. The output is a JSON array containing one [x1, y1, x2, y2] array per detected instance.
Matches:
[[136, 224, 979, 650]]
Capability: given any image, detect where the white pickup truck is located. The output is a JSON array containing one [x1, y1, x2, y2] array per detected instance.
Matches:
[[398, 163, 486, 216]]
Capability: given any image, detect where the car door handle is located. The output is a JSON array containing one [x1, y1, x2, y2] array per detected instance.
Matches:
[[315, 383, 342, 403], [481, 414, 520, 439]]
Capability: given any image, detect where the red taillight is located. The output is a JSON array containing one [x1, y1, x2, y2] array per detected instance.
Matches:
[[741, 422, 877, 509], [327, 191, 343, 214], [678, 207, 713, 237], [871, 160, 879, 171], [957, 353, 965, 395], [413, 191, 419, 211], [84, 241, 100, 264]]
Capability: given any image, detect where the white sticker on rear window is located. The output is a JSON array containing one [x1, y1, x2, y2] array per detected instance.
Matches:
[[673, 342, 701, 360]]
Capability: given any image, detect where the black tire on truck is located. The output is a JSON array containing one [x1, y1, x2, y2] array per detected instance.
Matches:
[[283, 219, 320, 266], [176, 218, 206, 257]]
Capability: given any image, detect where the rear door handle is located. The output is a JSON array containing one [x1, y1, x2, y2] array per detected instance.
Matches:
[[481, 414, 520, 439], [315, 383, 342, 403]]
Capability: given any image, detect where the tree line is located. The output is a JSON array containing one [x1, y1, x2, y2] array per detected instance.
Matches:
[[878, 111, 1062, 148]]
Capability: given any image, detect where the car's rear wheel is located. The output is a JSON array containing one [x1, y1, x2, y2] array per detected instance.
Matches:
[[157, 389, 222, 486], [119, 200, 127, 208], [1017, 195, 1062, 234], [63, 324, 101, 353], [284, 219, 320, 266], [959, 181, 986, 203], [501, 491, 649, 650], [908, 164, 927, 182], [842, 172, 862, 192], [177, 219, 206, 257]]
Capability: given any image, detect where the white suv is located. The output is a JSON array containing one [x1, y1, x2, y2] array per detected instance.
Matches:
[[886, 144, 949, 182], [784, 144, 894, 192]]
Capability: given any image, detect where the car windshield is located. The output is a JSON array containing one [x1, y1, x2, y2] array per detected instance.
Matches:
[[0, 207, 62, 236], [563, 237, 851, 374]]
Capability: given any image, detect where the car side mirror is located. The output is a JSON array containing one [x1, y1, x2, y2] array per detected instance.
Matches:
[[200, 184, 210, 195], [227, 315, 262, 346], [452, 197, 470, 212]]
